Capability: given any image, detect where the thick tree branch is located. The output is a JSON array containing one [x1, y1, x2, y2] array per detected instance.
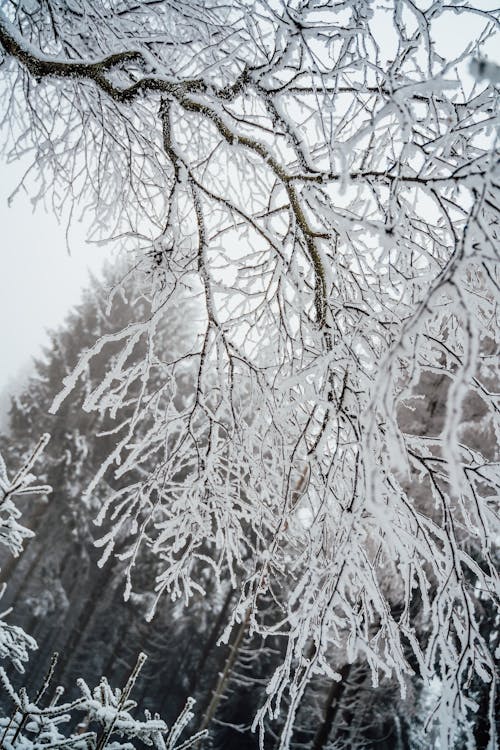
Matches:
[[0, 12, 206, 101]]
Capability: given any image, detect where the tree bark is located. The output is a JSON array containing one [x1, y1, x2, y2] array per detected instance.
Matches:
[[188, 586, 234, 696], [311, 664, 351, 750], [196, 607, 251, 743]]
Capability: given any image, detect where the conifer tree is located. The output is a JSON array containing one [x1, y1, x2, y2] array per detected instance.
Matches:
[[0, 2, 498, 747]]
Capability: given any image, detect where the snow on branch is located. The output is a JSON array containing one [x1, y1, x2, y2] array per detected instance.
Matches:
[[0, 0, 499, 747], [0, 435, 51, 672], [0, 652, 206, 749]]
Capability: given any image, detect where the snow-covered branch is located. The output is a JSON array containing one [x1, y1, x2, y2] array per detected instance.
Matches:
[[0, 0, 498, 746]]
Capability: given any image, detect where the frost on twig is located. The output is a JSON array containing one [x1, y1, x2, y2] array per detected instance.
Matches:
[[0, 433, 51, 557], [0, 652, 205, 750], [0, 434, 51, 671]]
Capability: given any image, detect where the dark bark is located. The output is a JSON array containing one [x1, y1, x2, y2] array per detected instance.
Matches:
[[311, 664, 351, 750], [197, 607, 251, 741], [188, 586, 234, 696]]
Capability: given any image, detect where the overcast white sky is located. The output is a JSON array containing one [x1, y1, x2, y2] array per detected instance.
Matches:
[[0, 159, 109, 401]]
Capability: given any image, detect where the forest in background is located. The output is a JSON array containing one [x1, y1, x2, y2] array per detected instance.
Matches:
[[0, 266, 496, 749]]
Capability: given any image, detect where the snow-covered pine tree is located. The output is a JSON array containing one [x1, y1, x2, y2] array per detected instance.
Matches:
[[0, 278, 206, 750], [0, 265, 202, 709]]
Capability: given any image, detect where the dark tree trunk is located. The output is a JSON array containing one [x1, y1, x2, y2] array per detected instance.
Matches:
[[311, 664, 351, 750], [188, 586, 234, 695]]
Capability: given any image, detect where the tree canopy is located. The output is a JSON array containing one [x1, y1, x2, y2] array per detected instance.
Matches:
[[0, 2, 499, 748]]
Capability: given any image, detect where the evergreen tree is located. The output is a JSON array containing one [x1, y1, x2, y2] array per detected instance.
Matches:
[[0, 266, 202, 709]]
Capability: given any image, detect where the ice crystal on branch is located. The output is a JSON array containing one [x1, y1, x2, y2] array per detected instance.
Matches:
[[0, 652, 205, 749], [0, 435, 51, 672]]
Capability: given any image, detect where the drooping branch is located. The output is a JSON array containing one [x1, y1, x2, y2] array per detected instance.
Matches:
[[0, 1, 498, 748]]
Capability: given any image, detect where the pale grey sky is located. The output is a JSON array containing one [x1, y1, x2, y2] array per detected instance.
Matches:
[[0, 159, 109, 398]]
